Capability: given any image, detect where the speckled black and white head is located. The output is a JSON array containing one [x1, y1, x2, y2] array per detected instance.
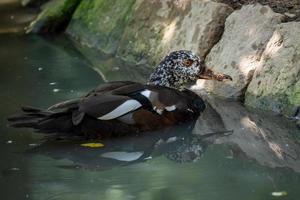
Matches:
[[148, 50, 232, 90], [149, 50, 203, 90]]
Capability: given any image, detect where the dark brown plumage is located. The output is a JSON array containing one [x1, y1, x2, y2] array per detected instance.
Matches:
[[8, 50, 232, 139]]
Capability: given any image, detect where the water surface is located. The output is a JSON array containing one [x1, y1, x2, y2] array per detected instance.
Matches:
[[0, 34, 300, 200]]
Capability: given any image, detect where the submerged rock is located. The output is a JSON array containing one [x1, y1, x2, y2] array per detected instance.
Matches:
[[199, 4, 285, 99], [73, 43, 152, 83], [245, 22, 300, 116], [26, 0, 81, 34]]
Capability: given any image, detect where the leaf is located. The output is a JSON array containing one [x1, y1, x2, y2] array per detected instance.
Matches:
[[271, 191, 288, 197], [80, 143, 104, 148]]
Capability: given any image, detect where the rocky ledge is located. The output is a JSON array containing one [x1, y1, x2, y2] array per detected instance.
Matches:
[[25, 0, 300, 124]]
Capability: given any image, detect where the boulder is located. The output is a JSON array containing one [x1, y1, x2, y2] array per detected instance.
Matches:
[[245, 22, 300, 116], [117, 0, 233, 66], [199, 4, 285, 99], [66, 0, 136, 55], [26, 0, 81, 34], [66, 0, 232, 66]]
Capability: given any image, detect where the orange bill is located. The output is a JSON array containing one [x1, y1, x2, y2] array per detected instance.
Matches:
[[198, 67, 232, 81]]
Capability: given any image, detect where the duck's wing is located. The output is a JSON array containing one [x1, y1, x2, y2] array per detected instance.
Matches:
[[79, 93, 143, 120], [77, 81, 148, 121], [47, 81, 138, 111], [48, 81, 204, 128], [81, 81, 205, 118]]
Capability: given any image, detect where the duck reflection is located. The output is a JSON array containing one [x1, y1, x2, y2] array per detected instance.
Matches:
[[26, 122, 232, 170]]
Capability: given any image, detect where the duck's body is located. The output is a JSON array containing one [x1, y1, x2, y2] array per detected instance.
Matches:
[[9, 81, 204, 138], [8, 50, 232, 139]]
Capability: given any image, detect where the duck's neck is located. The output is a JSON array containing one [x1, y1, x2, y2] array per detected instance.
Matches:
[[148, 66, 184, 90]]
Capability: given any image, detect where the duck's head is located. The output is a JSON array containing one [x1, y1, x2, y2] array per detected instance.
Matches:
[[149, 50, 232, 90]]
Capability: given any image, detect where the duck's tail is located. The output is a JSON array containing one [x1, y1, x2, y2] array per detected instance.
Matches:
[[7, 106, 75, 134]]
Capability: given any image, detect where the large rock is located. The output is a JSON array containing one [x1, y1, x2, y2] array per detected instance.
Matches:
[[66, 0, 136, 54], [199, 4, 285, 98], [117, 0, 233, 66], [26, 0, 81, 34], [245, 22, 300, 116], [66, 0, 232, 66]]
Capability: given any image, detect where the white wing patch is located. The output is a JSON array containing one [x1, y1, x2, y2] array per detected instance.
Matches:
[[140, 89, 177, 114], [98, 99, 142, 120], [140, 89, 151, 98], [101, 151, 144, 162], [153, 106, 163, 115], [165, 105, 176, 111], [153, 105, 176, 115]]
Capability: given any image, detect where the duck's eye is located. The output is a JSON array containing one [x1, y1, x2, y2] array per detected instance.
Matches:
[[183, 59, 193, 67]]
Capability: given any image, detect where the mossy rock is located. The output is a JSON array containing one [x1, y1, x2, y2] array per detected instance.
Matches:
[[66, 0, 136, 55], [26, 0, 81, 34]]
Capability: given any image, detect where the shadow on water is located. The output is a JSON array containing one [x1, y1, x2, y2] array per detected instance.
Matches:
[[0, 33, 300, 200]]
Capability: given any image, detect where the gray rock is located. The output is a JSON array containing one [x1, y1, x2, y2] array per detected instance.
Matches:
[[66, 0, 232, 66], [117, 0, 233, 66], [200, 4, 285, 98], [245, 22, 300, 116]]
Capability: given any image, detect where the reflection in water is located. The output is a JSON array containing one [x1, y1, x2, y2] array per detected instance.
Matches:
[[26, 123, 232, 170], [0, 0, 37, 34], [0, 34, 300, 200], [193, 94, 300, 173]]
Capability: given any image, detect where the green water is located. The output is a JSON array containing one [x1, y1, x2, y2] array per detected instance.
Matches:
[[0, 34, 300, 200]]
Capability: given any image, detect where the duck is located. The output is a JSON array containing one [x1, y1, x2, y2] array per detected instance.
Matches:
[[8, 50, 232, 139]]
